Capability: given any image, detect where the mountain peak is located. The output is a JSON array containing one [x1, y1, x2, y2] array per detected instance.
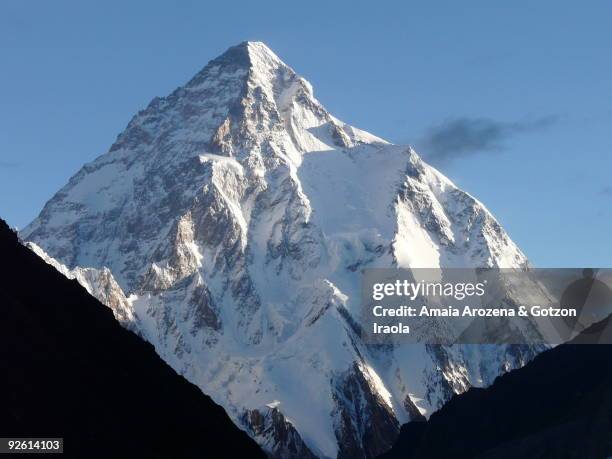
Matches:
[[23, 41, 530, 458], [244, 41, 281, 58], [190, 41, 291, 82], [182, 40, 297, 113], [205, 41, 264, 61], [222, 41, 285, 65]]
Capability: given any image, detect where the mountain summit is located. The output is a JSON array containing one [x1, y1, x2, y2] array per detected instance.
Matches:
[[24, 42, 534, 459]]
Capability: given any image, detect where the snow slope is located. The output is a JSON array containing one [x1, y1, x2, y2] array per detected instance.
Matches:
[[23, 42, 537, 459]]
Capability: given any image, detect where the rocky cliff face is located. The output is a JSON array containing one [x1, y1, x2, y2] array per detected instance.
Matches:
[[241, 405, 319, 459], [23, 41, 537, 458]]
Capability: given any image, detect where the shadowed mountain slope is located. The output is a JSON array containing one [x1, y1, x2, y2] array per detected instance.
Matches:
[[378, 318, 612, 459], [0, 218, 265, 459]]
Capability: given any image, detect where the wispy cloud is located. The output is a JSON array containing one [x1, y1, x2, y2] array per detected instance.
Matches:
[[0, 161, 20, 168], [418, 115, 558, 164], [601, 186, 612, 197]]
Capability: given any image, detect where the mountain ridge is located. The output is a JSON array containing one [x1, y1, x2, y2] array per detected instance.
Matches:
[[22, 41, 538, 458], [0, 218, 265, 459]]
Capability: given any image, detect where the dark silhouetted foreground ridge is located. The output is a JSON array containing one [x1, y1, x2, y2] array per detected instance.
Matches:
[[378, 317, 612, 459], [0, 218, 265, 459]]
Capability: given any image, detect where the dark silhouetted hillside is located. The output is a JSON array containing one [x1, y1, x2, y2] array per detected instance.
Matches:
[[0, 218, 265, 458], [379, 319, 612, 459]]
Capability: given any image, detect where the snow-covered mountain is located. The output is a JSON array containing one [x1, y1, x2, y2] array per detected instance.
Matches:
[[23, 42, 537, 459]]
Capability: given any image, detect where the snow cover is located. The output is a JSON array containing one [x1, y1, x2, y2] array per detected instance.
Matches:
[[23, 42, 538, 459]]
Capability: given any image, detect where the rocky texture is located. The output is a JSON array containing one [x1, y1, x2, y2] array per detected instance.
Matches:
[[242, 406, 319, 459], [23, 42, 540, 458], [0, 219, 265, 459], [332, 363, 400, 459]]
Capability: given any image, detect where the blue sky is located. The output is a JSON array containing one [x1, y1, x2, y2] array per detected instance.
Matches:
[[1, 1, 610, 267]]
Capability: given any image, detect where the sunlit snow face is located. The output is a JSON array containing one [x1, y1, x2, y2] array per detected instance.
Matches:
[[20, 41, 534, 459]]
